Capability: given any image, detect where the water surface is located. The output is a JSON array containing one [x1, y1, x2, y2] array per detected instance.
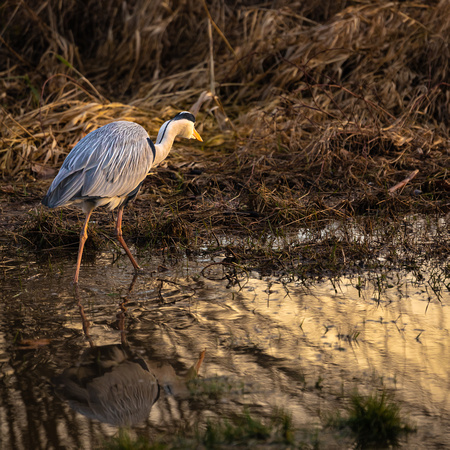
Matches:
[[0, 251, 449, 448]]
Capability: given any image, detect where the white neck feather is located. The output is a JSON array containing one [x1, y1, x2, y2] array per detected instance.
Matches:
[[153, 119, 191, 166]]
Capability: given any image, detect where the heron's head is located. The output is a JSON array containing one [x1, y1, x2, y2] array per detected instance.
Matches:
[[173, 111, 203, 141], [156, 111, 203, 144]]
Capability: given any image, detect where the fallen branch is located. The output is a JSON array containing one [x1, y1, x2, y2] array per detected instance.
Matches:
[[389, 169, 419, 194]]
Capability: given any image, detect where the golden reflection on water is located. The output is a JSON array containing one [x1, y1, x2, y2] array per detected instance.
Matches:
[[202, 272, 449, 396], [170, 265, 449, 446], [0, 254, 449, 448]]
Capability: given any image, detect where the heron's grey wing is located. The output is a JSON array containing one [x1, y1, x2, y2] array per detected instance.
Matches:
[[43, 122, 155, 208]]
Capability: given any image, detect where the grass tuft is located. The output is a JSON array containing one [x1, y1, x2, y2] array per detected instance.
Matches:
[[102, 428, 165, 450], [102, 409, 301, 449], [21, 209, 102, 251], [341, 390, 415, 448]]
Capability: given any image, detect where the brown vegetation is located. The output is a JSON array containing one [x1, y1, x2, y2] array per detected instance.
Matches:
[[1, 1, 449, 263]]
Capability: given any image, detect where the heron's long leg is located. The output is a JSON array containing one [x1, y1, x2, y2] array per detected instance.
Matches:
[[115, 205, 141, 270], [74, 209, 93, 284]]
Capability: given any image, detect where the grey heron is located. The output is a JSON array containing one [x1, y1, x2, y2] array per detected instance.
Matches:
[[42, 111, 203, 283]]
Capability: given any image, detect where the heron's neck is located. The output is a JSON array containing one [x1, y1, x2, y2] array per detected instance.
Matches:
[[153, 120, 183, 166], [153, 140, 174, 166]]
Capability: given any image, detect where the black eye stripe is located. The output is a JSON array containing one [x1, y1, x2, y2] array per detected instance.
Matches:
[[156, 120, 170, 145]]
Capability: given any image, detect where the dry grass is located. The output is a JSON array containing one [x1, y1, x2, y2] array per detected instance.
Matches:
[[1, 0, 449, 253]]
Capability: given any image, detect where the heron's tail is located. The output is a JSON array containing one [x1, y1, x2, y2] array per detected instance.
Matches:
[[41, 170, 83, 208], [41, 192, 55, 207]]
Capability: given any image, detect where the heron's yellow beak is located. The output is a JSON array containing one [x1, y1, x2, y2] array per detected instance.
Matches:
[[193, 128, 203, 142]]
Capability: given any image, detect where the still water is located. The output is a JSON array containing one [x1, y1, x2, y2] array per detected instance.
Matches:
[[0, 250, 449, 448]]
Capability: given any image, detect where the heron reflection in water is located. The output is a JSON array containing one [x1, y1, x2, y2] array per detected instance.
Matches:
[[53, 344, 160, 426], [53, 279, 205, 427]]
